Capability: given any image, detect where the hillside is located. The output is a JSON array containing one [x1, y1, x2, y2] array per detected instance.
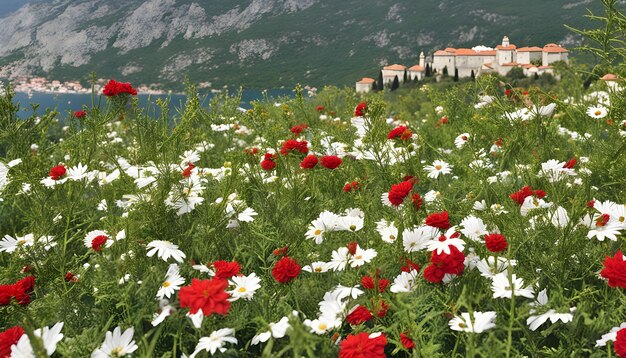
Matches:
[[0, 0, 606, 89]]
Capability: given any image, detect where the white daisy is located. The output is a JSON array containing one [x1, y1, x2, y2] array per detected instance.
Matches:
[[376, 219, 398, 243], [403, 225, 438, 253], [327, 247, 350, 271], [189, 328, 237, 357], [349, 245, 377, 268], [91, 327, 138, 358], [596, 322, 626, 347], [157, 264, 185, 299], [11, 322, 64, 357], [302, 261, 330, 273], [424, 160, 453, 179], [426, 227, 465, 255], [459, 216, 488, 241], [454, 133, 470, 149], [491, 272, 534, 299], [228, 273, 261, 301], [449, 311, 497, 333], [586, 105, 608, 119], [251, 317, 290, 345], [0, 234, 35, 253], [390, 270, 419, 293], [146, 240, 186, 263]]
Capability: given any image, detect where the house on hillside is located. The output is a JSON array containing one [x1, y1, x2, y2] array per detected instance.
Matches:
[[355, 77, 375, 93], [381, 64, 407, 85]]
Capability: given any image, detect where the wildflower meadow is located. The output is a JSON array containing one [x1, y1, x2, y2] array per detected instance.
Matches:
[[2, 5, 626, 358]]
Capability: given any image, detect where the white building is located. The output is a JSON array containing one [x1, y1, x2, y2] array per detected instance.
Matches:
[[355, 77, 375, 93], [432, 36, 568, 79], [381, 64, 406, 84]]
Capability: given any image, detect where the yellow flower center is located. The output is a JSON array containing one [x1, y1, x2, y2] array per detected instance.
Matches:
[[349, 225, 356, 231], [594, 110, 602, 116], [314, 267, 322, 272], [318, 323, 327, 330], [162, 281, 171, 288], [388, 235, 396, 241], [238, 287, 247, 292], [435, 165, 443, 170], [355, 255, 363, 260], [17, 240, 26, 246], [314, 229, 322, 235]]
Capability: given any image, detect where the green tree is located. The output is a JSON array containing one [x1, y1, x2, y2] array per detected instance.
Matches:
[[403, 69, 408, 83], [506, 66, 525, 80], [391, 75, 399, 90], [470, 70, 475, 80], [453, 68, 459, 81], [377, 70, 384, 91], [443, 66, 449, 76]]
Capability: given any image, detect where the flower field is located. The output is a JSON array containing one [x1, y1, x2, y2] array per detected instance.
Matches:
[[1, 70, 626, 357]]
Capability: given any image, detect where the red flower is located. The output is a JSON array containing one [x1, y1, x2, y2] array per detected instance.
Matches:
[[49, 165, 66, 180], [339, 332, 387, 358], [354, 102, 368, 117], [272, 257, 301, 283], [411, 193, 423, 211], [280, 139, 309, 155], [388, 126, 412, 140], [320, 155, 342, 169], [586, 200, 596, 208], [343, 181, 360, 192], [400, 333, 415, 350], [373, 300, 389, 318], [494, 138, 503, 147], [179, 278, 230, 316], [436, 116, 449, 127], [300, 155, 318, 169], [103, 79, 138, 97], [74, 110, 87, 118], [272, 246, 289, 257], [615, 328, 626, 358], [484, 233, 508, 252], [510, 186, 546, 206], [182, 163, 195, 178], [91, 235, 108, 252], [595, 214, 611, 227], [401, 259, 420, 272], [387, 180, 413, 206], [316, 105, 325, 112], [600, 250, 626, 289], [65, 272, 78, 283], [0, 326, 24, 358], [290, 124, 307, 136], [213, 260, 241, 279], [261, 153, 276, 171], [1, 276, 35, 306], [361, 275, 389, 293], [346, 305, 373, 325], [423, 264, 445, 283], [563, 158, 577, 169], [346, 241, 358, 255], [425, 211, 450, 230]]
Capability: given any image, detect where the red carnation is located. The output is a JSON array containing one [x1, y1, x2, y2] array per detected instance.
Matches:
[[182, 163, 195, 178], [346, 305, 373, 325], [423, 264, 445, 283], [0, 326, 24, 358], [103, 79, 138, 97], [49, 165, 66, 180], [213, 260, 241, 279], [1, 276, 35, 306], [388, 180, 413, 206], [400, 332, 415, 350], [272, 246, 289, 257], [484, 233, 508, 252], [290, 124, 307, 136], [343, 181, 360, 192], [401, 259, 420, 272], [425, 211, 450, 230], [65, 271, 78, 283], [280, 139, 309, 155], [300, 155, 318, 169], [261, 153, 276, 171], [339, 332, 387, 358], [388, 126, 407, 139], [563, 157, 577, 169], [361, 275, 389, 293], [586, 200, 596, 208], [320, 155, 342, 169], [272, 257, 301, 283], [411, 193, 423, 211], [436, 116, 449, 127], [74, 110, 87, 118], [425, 246, 465, 283], [600, 250, 626, 289], [91, 235, 108, 252], [316, 105, 325, 112], [346, 241, 358, 255], [615, 328, 626, 358], [179, 278, 230, 316], [373, 300, 389, 318], [354, 102, 368, 117], [510, 186, 546, 206]]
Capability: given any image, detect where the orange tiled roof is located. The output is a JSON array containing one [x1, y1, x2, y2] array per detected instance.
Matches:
[[538, 65, 553, 69], [434, 50, 453, 56], [601, 74, 619, 81], [522, 64, 536, 69], [444, 47, 457, 52], [383, 64, 406, 71], [496, 44, 517, 50], [543, 44, 568, 53], [357, 77, 375, 84], [517, 46, 543, 52], [408, 65, 425, 71], [501, 62, 521, 67]]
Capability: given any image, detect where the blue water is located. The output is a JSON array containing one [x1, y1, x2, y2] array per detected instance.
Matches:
[[13, 88, 295, 118]]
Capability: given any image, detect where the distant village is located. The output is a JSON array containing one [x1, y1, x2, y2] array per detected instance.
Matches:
[[356, 36, 569, 93], [9, 77, 168, 97]]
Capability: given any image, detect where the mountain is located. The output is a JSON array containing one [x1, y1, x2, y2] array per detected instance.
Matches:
[[0, 0, 606, 90]]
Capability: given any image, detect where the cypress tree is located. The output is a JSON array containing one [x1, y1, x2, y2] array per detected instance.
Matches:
[[377, 70, 384, 91], [403, 69, 408, 83], [372, 80, 377, 92], [453, 68, 459, 82], [534, 72, 539, 80], [391, 75, 399, 91], [443, 66, 448, 76], [470, 70, 475, 80], [425, 63, 432, 77]]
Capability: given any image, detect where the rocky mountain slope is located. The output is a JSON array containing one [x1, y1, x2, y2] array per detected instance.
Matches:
[[0, 0, 604, 89]]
